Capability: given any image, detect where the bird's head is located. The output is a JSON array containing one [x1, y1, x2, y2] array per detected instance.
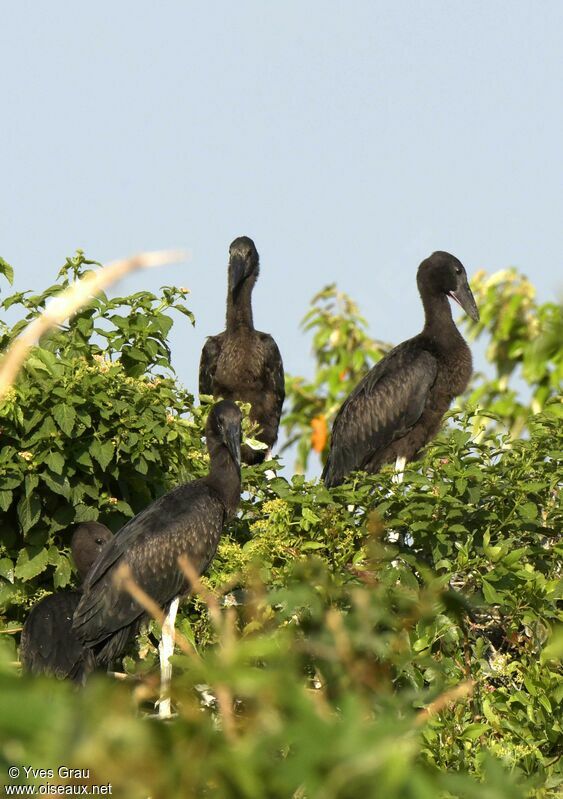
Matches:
[[71, 521, 113, 579], [228, 236, 259, 298], [206, 399, 242, 469], [417, 251, 479, 322]]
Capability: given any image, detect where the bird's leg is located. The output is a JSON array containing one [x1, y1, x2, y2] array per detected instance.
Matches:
[[392, 456, 406, 485], [388, 455, 407, 548], [264, 449, 277, 480], [157, 597, 179, 720]]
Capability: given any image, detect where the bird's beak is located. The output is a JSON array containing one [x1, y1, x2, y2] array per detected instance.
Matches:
[[224, 423, 242, 469], [449, 278, 480, 322], [229, 255, 247, 298]]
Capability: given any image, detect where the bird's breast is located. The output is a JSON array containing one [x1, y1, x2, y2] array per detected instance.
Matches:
[[438, 341, 473, 397], [214, 336, 266, 390]]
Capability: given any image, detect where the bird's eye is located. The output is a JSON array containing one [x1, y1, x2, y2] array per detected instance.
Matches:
[[95, 538, 104, 545], [455, 266, 462, 275]]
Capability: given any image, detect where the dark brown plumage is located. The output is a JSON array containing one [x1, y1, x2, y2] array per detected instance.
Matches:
[[19, 522, 113, 682], [73, 400, 242, 667], [322, 251, 479, 487], [199, 236, 285, 465]]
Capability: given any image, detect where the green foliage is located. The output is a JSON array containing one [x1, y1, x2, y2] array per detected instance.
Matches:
[[0, 257, 561, 797], [0, 257, 14, 286], [281, 284, 391, 473], [0, 252, 202, 618], [282, 269, 562, 474], [462, 268, 563, 436]]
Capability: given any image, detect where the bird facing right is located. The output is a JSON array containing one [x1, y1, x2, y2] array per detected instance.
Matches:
[[322, 251, 479, 487]]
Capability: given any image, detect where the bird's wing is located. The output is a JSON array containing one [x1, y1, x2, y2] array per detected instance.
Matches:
[[322, 344, 438, 485], [199, 335, 223, 396], [73, 481, 224, 647], [20, 592, 86, 679], [260, 334, 285, 417]]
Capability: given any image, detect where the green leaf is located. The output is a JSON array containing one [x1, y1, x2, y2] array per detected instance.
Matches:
[[14, 547, 49, 580], [52, 403, 76, 436], [45, 451, 65, 475], [41, 471, 71, 500], [461, 723, 489, 740], [481, 578, 503, 605], [0, 257, 14, 285], [90, 439, 115, 470], [24, 474, 39, 496], [26, 355, 53, 375], [246, 437, 268, 451], [74, 504, 99, 523], [17, 494, 41, 534], [541, 626, 563, 663], [53, 556, 73, 589], [0, 558, 14, 582], [0, 490, 13, 511], [518, 501, 538, 521], [302, 507, 320, 524]]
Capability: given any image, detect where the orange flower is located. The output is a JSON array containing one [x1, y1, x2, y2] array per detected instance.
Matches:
[[311, 415, 328, 453]]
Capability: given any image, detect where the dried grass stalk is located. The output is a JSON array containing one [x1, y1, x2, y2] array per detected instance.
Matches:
[[414, 679, 475, 725], [113, 563, 199, 660], [0, 248, 186, 401]]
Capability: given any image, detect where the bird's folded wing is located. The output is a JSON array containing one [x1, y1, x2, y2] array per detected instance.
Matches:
[[199, 335, 222, 396], [323, 346, 437, 483], [261, 335, 286, 414], [22, 593, 85, 678], [73, 483, 223, 645]]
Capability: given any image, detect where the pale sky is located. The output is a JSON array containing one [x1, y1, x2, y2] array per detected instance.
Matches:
[[1, 2, 562, 473]]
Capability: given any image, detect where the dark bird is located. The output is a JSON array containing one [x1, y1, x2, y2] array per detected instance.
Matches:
[[199, 236, 285, 465], [73, 400, 242, 716], [19, 522, 113, 682], [322, 251, 479, 487]]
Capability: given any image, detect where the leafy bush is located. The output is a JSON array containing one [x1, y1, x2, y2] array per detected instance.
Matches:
[[0, 252, 200, 619], [282, 270, 563, 474], [281, 284, 391, 473], [462, 268, 563, 437], [0, 256, 561, 798]]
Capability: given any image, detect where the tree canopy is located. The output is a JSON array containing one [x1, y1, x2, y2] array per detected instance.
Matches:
[[0, 253, 561, 798]]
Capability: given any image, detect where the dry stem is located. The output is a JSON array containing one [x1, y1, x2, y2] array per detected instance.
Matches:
[[0, 248, 187, 401], [414, 679, 475, 726], [178, 554, 222, 629], [113, 563, 198, 660]]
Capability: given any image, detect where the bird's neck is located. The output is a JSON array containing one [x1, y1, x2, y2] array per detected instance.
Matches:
[[226, 280, 254, 331], [207, 449, 241, 518], [421, 292, 459, 342]]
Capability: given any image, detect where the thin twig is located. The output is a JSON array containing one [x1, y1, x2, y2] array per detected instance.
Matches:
[[113, 563, 199, 660], [414, 680, 475, 726], [325, 608, 353, 667], [177, 554, 222, 628], [215, 683, 237, 742], [115, 559, 238, 736], [0, 248, 187, 401], [177, 554, 238, 740]]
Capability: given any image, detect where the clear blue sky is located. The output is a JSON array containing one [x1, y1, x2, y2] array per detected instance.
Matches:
[[1, 2, 562, 471]]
